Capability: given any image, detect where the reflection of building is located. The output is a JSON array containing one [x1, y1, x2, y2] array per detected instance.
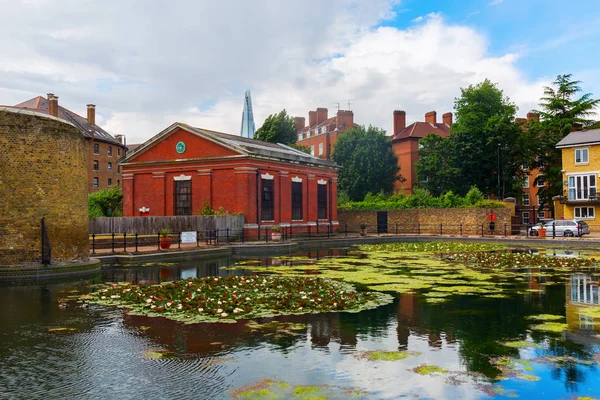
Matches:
[[566, 273, 600, 331], [554, 128, 600, 230]]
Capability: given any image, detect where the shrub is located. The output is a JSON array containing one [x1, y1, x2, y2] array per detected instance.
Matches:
[[88, 187, 123, 217]]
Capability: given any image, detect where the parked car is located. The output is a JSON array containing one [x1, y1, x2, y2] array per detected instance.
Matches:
[[529, 220, 590, 237]]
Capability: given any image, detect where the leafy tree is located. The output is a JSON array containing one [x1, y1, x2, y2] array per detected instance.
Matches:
[[88, 187, 123, 217], [532, 74, 600, 208], [415, 134, 459, 196], [331, 125, 401, 201], [254, 109, 297, 145]]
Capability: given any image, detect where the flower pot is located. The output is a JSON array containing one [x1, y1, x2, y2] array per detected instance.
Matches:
[[271, 233, 282, 242], [160, 237, 172, 249], [537, 228, 546, 238]]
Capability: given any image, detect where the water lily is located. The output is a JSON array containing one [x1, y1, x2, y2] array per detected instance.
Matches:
[[177, 304, 183, 310], [220, 312, 228, 317], [198, 308, 204, 312], [217, 308, 223, 313]]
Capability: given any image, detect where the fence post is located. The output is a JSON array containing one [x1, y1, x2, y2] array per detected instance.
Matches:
[[227, 228, 230, 243], [123, 232, 127, 252], [504, 224, 507, 238], [197, 230, 200, 247], [460, 224, 463, 237], [92, 233, 96, 254], [135, 233, 139, 253], [395, 223, 398, 235], [308, 225, 312, 239], [178, 232, 182, 249], [316, 220, 319, 236], [417, 223, 420, 235], [257, 224, 261, 241], [345, 224, 348, 238], [265, 227, 269, 243], [242, 227, 245, 244], [290, 225, 292, 241], [526, 224, 530, 238], [216, 229, 219, 245], [157, 232, 161, 250], [481, 223, 484, 237], [440, 223, 443, 236], [111, 233, 115, 253], [553, 223, 556, 239]]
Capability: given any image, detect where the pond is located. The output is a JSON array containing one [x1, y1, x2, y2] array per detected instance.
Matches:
[[1, 243, 600, 399]]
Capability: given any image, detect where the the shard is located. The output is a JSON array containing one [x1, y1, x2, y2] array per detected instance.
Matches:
[[240, 90, 255, 139]]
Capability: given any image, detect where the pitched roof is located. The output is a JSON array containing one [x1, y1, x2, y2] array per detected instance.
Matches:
[[391, 121, 450, 141], [556, 129, 600, 148], [124, 122, 338, 169], [10, 96, 123, 146]]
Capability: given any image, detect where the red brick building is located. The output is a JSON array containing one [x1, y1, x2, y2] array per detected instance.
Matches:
[[120, 123, 339, 231], [391, 110, 452, 194], [295, 107, 359, 160], [8, 94, 126, 192]]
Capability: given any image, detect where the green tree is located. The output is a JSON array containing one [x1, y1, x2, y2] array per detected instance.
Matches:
[[415, 134, 459, 196], [331, 125, 401, 201], [532, 74, 600, 208], [254, 109, 297, 145], [88, 187, 123, 217]]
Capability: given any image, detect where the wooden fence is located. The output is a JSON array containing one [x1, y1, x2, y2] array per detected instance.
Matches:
[[88, 215, 245, 235]]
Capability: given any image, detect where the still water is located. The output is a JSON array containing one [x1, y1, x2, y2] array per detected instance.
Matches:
[[1, 248, 600, 399]]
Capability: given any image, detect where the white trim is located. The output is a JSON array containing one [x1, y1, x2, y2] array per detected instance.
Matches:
[[291, 176, 303, 183], [261, 172, 274, 180], [173, 174, 191, 181], [575, 147, 590, 165], [139, 206, 150, 213], [317, 179, 327, 185], [566, 170, 600, 176]]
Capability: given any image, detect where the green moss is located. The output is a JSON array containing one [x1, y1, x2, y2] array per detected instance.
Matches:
[[412, 365, 448, 375], [292, 386, 326, 400], [526, 314, 565, 322], [237, 388, 277, 399], [364, 350, 420, 361]]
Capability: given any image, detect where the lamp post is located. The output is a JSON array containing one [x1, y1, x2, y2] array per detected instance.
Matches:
[[497, 143, 501, 200]]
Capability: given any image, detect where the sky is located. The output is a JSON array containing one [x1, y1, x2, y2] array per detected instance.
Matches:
[[0, 0, 599, 144]]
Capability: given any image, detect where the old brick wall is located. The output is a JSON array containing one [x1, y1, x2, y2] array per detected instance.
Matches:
[[338, 203, 515, 234], [0, 108, 89, 265]]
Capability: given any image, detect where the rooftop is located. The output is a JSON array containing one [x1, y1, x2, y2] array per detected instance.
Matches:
[[556, 129, 600, 148]]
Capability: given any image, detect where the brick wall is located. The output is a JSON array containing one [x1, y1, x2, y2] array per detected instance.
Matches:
[[87, 139, 124, 192], [0, 108, 89, 265], [338, 203, 515, 234]]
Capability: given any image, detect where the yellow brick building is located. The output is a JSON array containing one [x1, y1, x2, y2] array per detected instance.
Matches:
[[554, 128, 600, 229]]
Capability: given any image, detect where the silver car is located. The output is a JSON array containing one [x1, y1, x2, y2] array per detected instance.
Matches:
[[529, 219, 590, 237]]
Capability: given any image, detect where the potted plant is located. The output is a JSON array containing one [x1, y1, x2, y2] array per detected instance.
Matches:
[[159, 228, 172, 249], [271, 226, 282, 242], [537, 222, 547, 238], [360, 223, 367, 237]]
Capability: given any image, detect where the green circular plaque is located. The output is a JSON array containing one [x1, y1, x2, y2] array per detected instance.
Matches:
[[176, 141, 186, 154]]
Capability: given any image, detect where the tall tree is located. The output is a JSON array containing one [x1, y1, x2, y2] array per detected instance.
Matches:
[[415, 134, 459, 196], [254, 109, 297, 145], [533, 74, 600, 207], [331, 126, 401, 201]]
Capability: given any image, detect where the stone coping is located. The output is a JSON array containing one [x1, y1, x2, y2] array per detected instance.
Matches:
[[0, 259, 101, 284]]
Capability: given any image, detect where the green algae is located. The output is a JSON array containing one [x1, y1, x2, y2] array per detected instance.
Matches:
[[412, 365, 449, 375], [525, 314, 565, 322], [292, 386, 326, 400], [501, 340, 543, 349], [47, 327, 79, 334], [529, 322, 569, 333], [359, 350, 421, 361], [231, 379, 365, 400]]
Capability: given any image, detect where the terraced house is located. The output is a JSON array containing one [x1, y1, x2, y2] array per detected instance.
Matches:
[[8, 94, 127, 192], [554, 128, 600, 229]]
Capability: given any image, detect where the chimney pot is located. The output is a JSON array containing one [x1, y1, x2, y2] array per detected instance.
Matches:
[[526, 112, 540, 122], [393, 110, 406, 135], [316, 107, 328, 126], [442, 112, 453, 127], [425, 111, 437, 125], [308, 111, 317, 128], [295, 116, 305, 131], [87, 104, 96, 126], [114, 134, 124, 144]]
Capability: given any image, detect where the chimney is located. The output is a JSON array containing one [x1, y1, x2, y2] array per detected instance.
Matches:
[[526, 112, 540, 122], [295, 116, 305, 131], [87, 104, 96, 125], [114, 134, 124, 144], [336, 110, 354, 131], [425, 111, 437, 125], [316, 107, 328, 126], [393, 110, 406, 135], [47, 93, 58, 117], [308, 111, 317, 128], [442, 112, 452, 127]]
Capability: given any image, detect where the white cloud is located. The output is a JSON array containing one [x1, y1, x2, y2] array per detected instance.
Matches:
[[489, 0, 505, 6], [0, 0, 547, 144]]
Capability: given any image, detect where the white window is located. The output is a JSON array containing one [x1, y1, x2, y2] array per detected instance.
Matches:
[[522, 211, 530, 224], [298, 133, 303, 140], [522, 193, 530, 206], [93, 177, 99, 188], [574, 207, 595, 219], [310, 145, 315, 156], [568, 174, 597, 200], [319, 143, 324, 155], [537, 211, 545, 219], [575, 148, 589, 164], [108, 162, 112, 171], [322, 126, 327, 134], [522, 176, 529, 188], [537, 196, 542, 206], [536, 174, 545, 187]]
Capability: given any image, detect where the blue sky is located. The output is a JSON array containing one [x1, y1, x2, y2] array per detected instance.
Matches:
[[386, 0, 600, 88]]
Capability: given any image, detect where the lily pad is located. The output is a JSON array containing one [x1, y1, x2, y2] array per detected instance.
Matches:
[[412, 364, 449, 375]]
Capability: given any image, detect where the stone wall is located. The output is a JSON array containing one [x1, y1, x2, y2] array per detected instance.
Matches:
[[338, 203, 515, 235], [0, 108, 89, 265]]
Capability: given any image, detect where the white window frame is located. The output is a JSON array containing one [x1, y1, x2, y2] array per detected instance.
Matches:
[[93, 177, 99, 188], [322, 126, 327, 134], [574, 206, 595, 219], [318, 143, 324, 155], [568, 174, 597, 200], [522, 193, 530, 206], [522, 211, 530, 225], [522, 176, 529, 188], [537, 210, 545, 219], [310, 145, 315, 156], [575, 148, 589, 165], [537, 195, 542, 206], [108, 162, 112, 171], [536, 174, 545, 187]]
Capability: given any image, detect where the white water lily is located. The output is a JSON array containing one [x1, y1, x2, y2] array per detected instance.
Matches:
[[146, 298, 153, 303], [233, 308, 243, 314], [220, 312, 228, 317], [198, 308, 204, 312], [177, 304, 183, 310], [217, 308, 223, 313]]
